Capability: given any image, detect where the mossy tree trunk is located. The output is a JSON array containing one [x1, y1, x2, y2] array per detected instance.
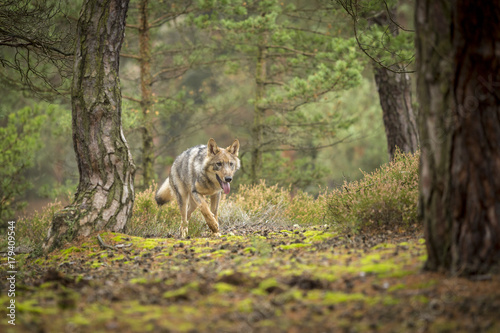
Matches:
[[416, 0, 500, 275], [44, 0, 135, 252]]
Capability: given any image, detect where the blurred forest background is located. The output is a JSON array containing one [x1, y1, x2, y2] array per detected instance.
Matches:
[[0, 0, 415, 222]]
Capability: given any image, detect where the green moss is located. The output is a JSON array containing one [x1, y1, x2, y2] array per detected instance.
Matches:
[[130, 277, 149, 284], [214, 282, 237, 293], [163, 282, 199, 299], [17, 299, 56, 314], [360, 263, 399, 275], [60, 246, 82, 258], [278, 243, 311, 250], [69, 314, 91, 326], [236, 298, 254, 313], [244, 246, 257, 253], [275, 288, 303, 304], [258, 277, 280, 291], [90, 261, 102, 269], [322, 291, 366, 304], [110, 254, 125, 261], [304, 231, 338, 242], [387, 283, 406, 292], [372, 243, 397, 250]]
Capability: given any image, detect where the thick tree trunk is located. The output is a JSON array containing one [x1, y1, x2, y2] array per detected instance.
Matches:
[[449, 0, 500, 274], [374, 67, 419, 160], [417, 0, 500, 275], [44, 0, 135, 252], [416, 0, 455, 272], [138, 0, 155, 188]]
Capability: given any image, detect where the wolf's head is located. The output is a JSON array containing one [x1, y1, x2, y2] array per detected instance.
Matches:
[[207, 138, 240, 195]]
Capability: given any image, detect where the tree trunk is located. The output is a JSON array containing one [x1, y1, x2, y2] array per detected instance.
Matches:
[[44, 0, 135, 252], [371, 7, 419, 161], [374, 67, 419, 160], [138, 0, 155, 188], [250, 37, 267, 184], [416, 0, 500, 275]]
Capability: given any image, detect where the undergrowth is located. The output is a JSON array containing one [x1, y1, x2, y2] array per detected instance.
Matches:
[[8, 150, 420, 250], [327, 149, 420, 233]]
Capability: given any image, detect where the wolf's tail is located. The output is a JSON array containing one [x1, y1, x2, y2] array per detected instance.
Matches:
[[155, 177, 173, 206]]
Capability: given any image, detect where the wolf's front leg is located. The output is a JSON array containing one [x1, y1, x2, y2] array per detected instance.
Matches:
[[210, 192, 221, 221], [199, 199, 220, 236]]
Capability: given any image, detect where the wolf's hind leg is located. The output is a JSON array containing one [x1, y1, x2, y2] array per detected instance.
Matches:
[[187, 197, 198, 221], [178, 196, 189, 238]]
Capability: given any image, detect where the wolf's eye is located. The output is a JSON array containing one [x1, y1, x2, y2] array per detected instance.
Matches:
[[229, 162, 234, 167], [216, 162, 222, 167]]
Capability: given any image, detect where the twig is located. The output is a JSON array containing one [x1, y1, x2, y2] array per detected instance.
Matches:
[[97, 234, 114, 250]]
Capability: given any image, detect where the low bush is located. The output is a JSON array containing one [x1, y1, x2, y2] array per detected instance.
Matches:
[[12, 200, 64, 250], [326, 149, 420, 233]]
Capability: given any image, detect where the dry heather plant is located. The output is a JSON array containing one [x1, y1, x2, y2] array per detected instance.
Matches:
[[327, 149, 420, 233], [12, 200, 64, 251], [14, 152, 419, 247], [10, 180, 329, 247]]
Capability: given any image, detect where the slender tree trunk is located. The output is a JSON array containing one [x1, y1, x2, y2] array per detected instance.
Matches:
[[138, 0, 155, 188], [371, 8, 419, 160], [250, 37, 267, 184], [374, 67, 419, 159], [417, 0, 500, 275], [44, 0, 135, 252]]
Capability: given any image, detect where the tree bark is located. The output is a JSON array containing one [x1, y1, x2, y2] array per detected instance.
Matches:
[[449, 0, 500, 275], [417, 0, 500, 275], [44, 0, 135, 252], [250, 35, 267, 184], [374, 66, 419, 160], [371, 8, 419, 161], [138, 0, 155, 188]]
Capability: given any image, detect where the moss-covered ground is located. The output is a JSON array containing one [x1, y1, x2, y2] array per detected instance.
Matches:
[[2, 226, 499, 332]]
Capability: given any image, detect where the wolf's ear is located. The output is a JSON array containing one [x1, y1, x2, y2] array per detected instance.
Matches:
[[207, 138, 220, 156], [227, 139, 240, 156]]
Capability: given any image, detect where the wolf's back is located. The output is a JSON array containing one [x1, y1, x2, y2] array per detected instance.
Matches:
[[156, 144, 207, 206]]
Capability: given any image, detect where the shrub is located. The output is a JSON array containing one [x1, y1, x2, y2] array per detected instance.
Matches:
[[326, 149, 420, 233], [13, 200, 64, 250]]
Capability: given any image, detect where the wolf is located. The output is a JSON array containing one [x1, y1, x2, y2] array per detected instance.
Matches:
[[155, 138, 240, 238]]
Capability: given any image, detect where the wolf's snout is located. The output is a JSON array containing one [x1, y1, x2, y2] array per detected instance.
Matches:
[[224, 176, 232, 183]]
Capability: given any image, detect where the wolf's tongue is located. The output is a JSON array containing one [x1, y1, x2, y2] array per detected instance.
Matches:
[[222, 181, 230, 195]]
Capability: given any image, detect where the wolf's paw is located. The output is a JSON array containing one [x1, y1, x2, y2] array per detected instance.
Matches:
[[213, 232, 221, 238], [179, 226, 188, 238]]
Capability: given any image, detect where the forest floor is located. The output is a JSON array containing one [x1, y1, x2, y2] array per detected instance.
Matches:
[[2, 223, 500, 333]]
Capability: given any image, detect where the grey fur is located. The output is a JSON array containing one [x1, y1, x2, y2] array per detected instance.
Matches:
[[156, 138, 240, 238]]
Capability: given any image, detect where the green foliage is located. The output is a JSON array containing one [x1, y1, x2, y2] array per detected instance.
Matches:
[[327, 149, 420, 233], [0, 106, 47, 221], [338, 0, 415, 70]]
